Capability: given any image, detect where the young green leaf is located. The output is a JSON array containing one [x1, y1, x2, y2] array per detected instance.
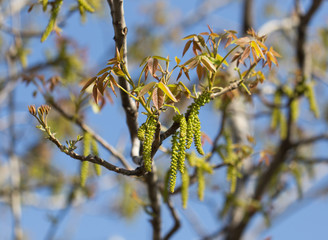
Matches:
[[175, 56, 181, 65], [97, 66, 111, 76], [138, 82, 157, 97], [178, 82, 191, 98], [200, 56, 216, 73], [215, 53, 230, 67], [250, 41, 265, 60], [158, 82, 177, 102], [153, 56, 170, 61], [182, 34, 197, 40], [112, 67, 125, 77]]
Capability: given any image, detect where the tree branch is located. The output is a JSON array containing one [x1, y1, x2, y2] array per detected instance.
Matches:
[[163, 198, 181, 240], [160, 78, 246, 145], [107, 0, 140, 159], [296, 0, 323, 75], [0, 59, 59, 104], [291, 134, 328, 148], [46, 96, 131, 169], [145, 170, 161, 240], [45, 130, 145, 176], [242, 0, 253, 33]]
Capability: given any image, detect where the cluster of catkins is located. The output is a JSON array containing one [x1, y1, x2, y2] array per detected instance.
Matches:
[[80, 132, 101, 187], [169, 91, 211, 192], [137, 91, 211, 194], [137, 115, 158, 172]]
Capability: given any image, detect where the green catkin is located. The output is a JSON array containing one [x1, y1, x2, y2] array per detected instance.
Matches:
[[91, 137, 101, 176], [181, 167, 189, 208], [305, 84, 319, 118], [186, 91, 211, 150], [225, 132, 233, 161], [271, 91, 281, 129], [80, 161, 89, 187], [77, 0, 95, 12], [143, 116, 157, 172], [279, 113, 287, 140], [176, 115, 187, 173], [169, 132, 179, 192], [81, 132, 91, 187], [197, 167, 205, 201], [163, 170, 170, 203], [290, 98, 299, 123], [224, 132, 238, 193], [42, 0, 48, 11], [41, 0, 63, 42], [186, 111, 195, 149], [137, 123, 147, 141], [193, 114, 204, 155], [227, 166, 238, 193]]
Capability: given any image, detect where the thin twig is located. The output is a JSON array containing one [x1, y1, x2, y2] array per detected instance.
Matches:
[[44, 201, 72, 240], [163, 198, 181, 240], [45, 130, 145, 176], [291, 134, 328, 148], [0, 59, 60, 103], [46, 96, 131, 169], [160, 63, 256, 145]]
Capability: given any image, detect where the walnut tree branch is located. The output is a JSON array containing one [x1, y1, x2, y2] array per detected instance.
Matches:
[[160, 63, 256, 145], [163, 198, 181, 240], [107, 0, 140, 160], [45, 96, 131, 169], [45, 131, 145, 176]]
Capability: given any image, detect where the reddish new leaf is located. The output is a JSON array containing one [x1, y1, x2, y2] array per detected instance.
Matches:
[[98, 72, 109, 83], [152, 87, 164, 110], [138, 82, 156, 97], [177, 68, 183, 81], [183, 68, 190, 81], [81, 76, 97, 92], [93, 84, 98, 104], [97, 66, 111, 76], [200, 56, 216, 73], [239, 46, 251, 66], [108, 75, 118, 97], [196, 64, 204, 81], [182, 40, 192, 57]]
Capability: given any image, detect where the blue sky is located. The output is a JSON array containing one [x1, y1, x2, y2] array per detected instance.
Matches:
[[1, 0, 328, 239]]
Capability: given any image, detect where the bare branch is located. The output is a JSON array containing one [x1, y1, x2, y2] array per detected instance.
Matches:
[[296, 0, 323, 74], [107, 0, 140, 159], [291, 134, 328, 148], [242, 0, 253, 33]]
